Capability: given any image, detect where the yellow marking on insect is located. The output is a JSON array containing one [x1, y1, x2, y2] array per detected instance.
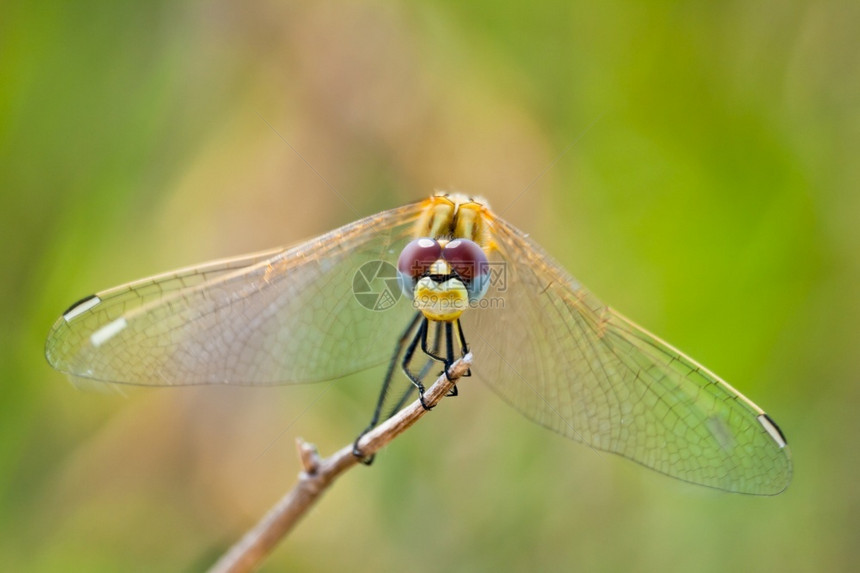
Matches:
[[413, 275, 469, 321], [414, 193, 493, 247], [415, 194, 456, 238], [453, 199, 492, 249]]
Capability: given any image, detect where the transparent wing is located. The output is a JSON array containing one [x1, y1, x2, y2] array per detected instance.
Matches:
[[46, 202, 424, 385], [463, 215, 792, 495]]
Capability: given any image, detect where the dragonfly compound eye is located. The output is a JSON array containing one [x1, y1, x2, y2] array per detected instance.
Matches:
[[442, 239, 490, 301], [397, 238, 442, 279]]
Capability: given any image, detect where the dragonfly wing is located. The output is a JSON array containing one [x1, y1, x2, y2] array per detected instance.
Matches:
[[463, 215, 792, 495], [46, 202, 424, 386]]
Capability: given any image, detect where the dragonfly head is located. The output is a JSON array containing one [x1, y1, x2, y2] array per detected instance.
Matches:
[[397, 237, 490, 321]]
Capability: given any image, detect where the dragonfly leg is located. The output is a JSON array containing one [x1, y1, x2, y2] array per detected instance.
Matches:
[[455, 318, 472, 379], [353, 312, 422, 464], [456, 318, 469, 355], [420, 320, 448, 364], [384, 322, 441, 418], [418, 320, 467, 393], [412, 319, 463, 400], [443, 321, 458, 396], [403, 318, 434, 411], [353, 314, 465, 463]]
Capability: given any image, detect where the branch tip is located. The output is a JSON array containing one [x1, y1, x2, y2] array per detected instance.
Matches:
[[295, 438, 320, 474]]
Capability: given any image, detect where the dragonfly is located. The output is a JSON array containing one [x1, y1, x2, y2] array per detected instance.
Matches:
[[45, 193, 792, 495]]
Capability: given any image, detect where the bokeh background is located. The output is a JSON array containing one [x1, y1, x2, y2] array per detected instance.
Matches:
[[2, 1, 858, 571]]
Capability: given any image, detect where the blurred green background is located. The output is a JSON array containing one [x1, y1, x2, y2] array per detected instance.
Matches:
[[2, 1, 858, 571]]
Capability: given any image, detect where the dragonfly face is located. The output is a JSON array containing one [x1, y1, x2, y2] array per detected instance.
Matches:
[[396, 195, 493, 322], [397, 238, 490, 321], [45, 192, 792, 495]]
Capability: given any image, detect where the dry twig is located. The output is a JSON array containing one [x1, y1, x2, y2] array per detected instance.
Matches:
[[208, 353, 473, 573]]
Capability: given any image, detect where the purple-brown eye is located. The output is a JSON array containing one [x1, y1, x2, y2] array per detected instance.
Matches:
[[441, 239, 488, 281], [397, 238, 442, 279]]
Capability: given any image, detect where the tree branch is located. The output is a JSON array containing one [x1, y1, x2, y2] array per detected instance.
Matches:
[[208, 353, 473, 573]]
